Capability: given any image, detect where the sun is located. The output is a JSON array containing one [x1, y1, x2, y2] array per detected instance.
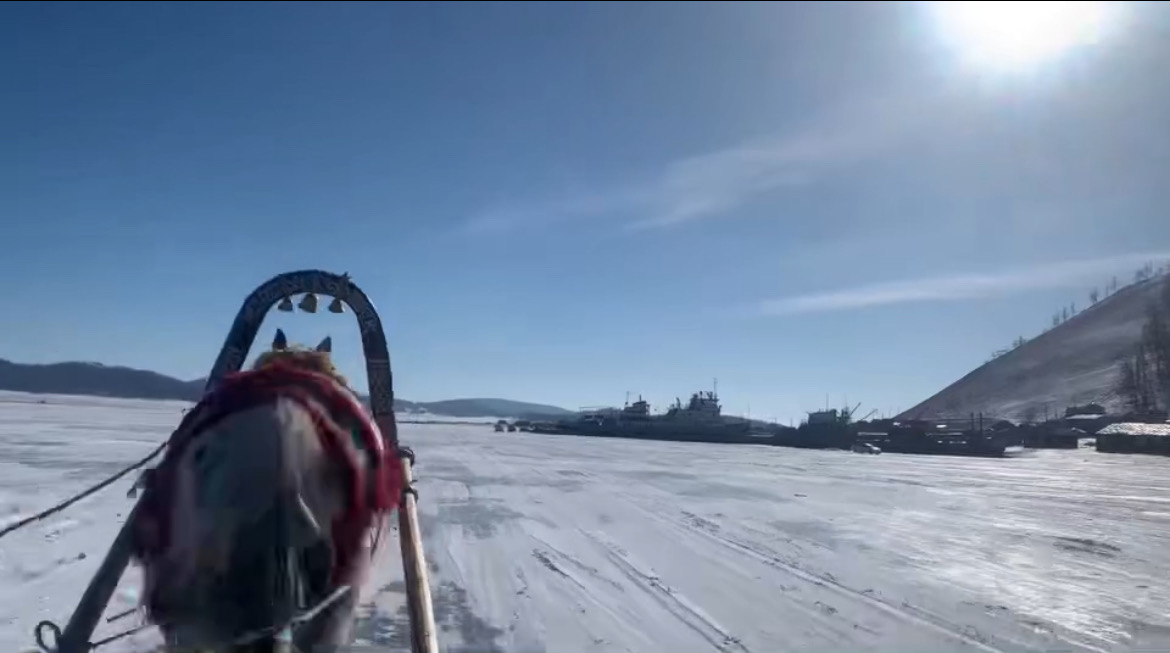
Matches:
[[929, 1, 1115, 71]]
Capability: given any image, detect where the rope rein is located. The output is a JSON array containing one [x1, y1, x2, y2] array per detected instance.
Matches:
[[0, 443, 167, 542]]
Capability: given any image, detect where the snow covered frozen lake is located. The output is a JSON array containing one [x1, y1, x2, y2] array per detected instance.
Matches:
[[2, 391, 1170, 653]]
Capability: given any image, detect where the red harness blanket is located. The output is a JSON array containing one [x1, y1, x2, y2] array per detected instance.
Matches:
[[132, 363, 404, 585]]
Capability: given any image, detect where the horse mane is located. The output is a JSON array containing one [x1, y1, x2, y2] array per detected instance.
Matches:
[[252, 346, 348, 388]]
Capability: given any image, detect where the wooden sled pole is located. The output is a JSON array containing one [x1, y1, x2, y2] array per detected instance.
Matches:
[[397, 458, 438, 653], [55, 506, 140, 653]]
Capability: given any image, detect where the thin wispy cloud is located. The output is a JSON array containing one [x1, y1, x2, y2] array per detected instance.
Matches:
[[757, 252, 1170, 316], [626, 128, 864, 231], [459, 188, 653, 235], [460, 88, 942, 235]]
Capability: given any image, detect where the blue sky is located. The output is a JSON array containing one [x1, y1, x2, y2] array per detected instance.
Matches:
[[2, 1, 1168, 422]]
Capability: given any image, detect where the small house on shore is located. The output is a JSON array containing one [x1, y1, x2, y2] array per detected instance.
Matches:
[[1095, 422, 1170, 456]]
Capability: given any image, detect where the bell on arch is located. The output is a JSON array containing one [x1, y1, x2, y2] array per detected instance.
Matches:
[[277, 297, 294, 312], [298, 292, 319, 313], [327, 297, 345, 314]]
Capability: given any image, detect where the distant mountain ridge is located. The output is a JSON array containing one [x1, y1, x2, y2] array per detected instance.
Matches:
[[0, 358, 571, 419]]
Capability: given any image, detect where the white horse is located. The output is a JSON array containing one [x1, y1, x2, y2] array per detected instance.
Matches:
[[131, 330, 401, 653]]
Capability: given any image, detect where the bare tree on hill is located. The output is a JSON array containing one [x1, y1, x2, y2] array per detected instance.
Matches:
[[1116, 279, 1170, 412], [1134, 263, 1157, 284]]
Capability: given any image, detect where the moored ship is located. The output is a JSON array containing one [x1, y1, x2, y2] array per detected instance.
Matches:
[[531, 389, 760, 444]]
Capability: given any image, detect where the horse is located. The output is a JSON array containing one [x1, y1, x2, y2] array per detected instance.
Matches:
[[130, 329, 403, 653]]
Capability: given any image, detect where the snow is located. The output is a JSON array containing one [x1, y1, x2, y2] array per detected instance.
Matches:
[[3, 393, 1170, 653]]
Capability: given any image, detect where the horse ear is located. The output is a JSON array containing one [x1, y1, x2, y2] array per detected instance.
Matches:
[[273, 329, 288, 350], [316, 336, 332, 353]]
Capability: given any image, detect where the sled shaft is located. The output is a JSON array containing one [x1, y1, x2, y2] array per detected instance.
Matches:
[[397, 458, 437, 653], [58, 505, 139, 653]]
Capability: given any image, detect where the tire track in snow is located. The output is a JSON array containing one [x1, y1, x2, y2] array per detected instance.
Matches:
[[530, 544, 624, 594], [657, 506, 1013, 653], [582, 530, 751, 653], [583, 470, 927, 647], [595, 479, 1015, 653], [525, 537, 655, 651]]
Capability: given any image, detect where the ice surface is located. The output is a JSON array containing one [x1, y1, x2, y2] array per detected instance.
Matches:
[[2, 391, 1170, 653]]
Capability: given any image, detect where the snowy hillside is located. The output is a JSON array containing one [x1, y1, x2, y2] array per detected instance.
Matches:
[[3, 393, 1170, 652], [902, 275, 1169, 421]]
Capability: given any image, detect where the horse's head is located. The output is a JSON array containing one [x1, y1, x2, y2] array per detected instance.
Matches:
[[134, 328, 393, 653]]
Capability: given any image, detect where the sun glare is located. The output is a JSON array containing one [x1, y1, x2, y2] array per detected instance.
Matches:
[[930, 1, 1114, 71]]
